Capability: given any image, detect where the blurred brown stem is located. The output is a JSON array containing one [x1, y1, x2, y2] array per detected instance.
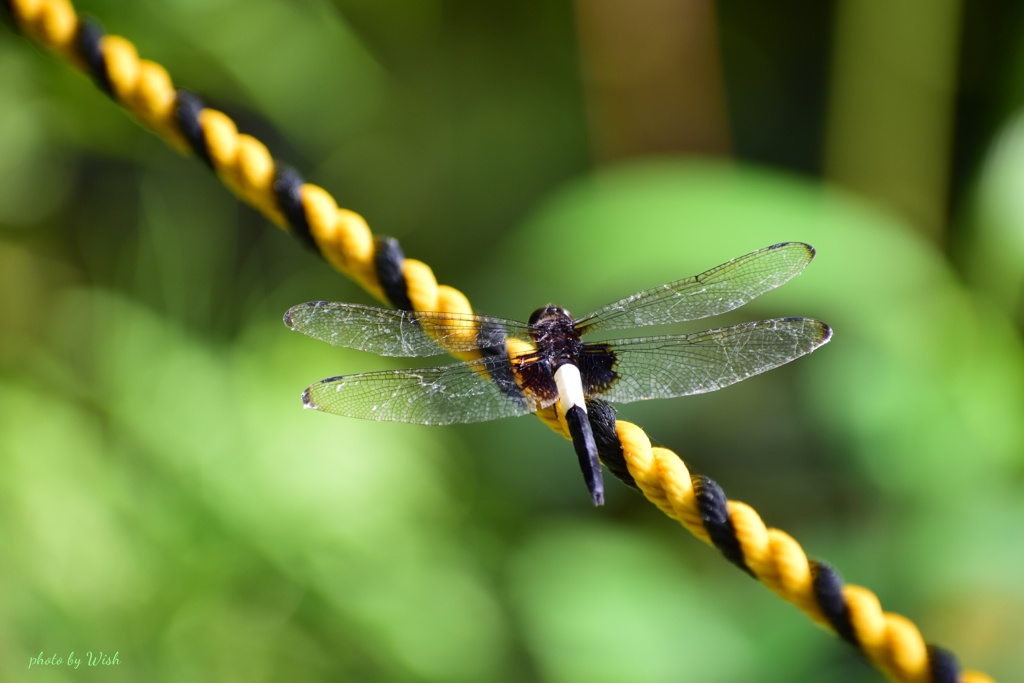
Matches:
[[573, 0, 730, 163], [826, 0, 963, 243]]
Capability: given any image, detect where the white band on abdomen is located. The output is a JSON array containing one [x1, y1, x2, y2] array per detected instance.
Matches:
[[554, 364, 586, 416]]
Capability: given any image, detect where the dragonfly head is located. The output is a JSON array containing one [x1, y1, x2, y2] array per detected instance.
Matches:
[[528, 305, 573, 327]]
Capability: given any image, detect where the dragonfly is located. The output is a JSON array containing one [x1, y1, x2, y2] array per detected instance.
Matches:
[[285, 242, 831, 506]]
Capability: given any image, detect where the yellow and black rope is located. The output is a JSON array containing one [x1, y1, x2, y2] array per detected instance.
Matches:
[[1, 2, 995, 681]]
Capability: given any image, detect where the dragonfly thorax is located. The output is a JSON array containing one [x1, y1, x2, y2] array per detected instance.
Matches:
[[528, 305, 583, 369]]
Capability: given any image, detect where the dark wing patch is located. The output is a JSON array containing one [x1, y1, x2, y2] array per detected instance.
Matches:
[[510, 353, 560, 407], [578, 343, 618, 396]]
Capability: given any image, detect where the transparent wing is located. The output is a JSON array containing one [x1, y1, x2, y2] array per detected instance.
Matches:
[[285, 302, 530, 357], [595, 318, 831, 404], [302, 358, 545, 425], [575, 242, 816, 335]]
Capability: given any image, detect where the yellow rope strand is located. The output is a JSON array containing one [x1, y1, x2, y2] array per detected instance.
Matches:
[[2, 2, 994, 681]]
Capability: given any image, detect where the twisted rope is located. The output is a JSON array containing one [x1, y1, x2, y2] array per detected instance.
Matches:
[[1, 2, 994, 681]]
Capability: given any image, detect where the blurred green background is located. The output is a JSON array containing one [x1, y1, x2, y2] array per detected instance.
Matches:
[[2, 0, 1022, 681]]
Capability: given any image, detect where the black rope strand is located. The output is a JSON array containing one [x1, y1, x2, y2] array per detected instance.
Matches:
[[373, 236, 413, 311], [693, 475, 754, 576], [273, 164, 319, 253], [175, 90, 213, 168], [76, 18, 114, 97], [587, 400, 637, 489], [928, 644, 962, 683], [811, 561, 859, 647]]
